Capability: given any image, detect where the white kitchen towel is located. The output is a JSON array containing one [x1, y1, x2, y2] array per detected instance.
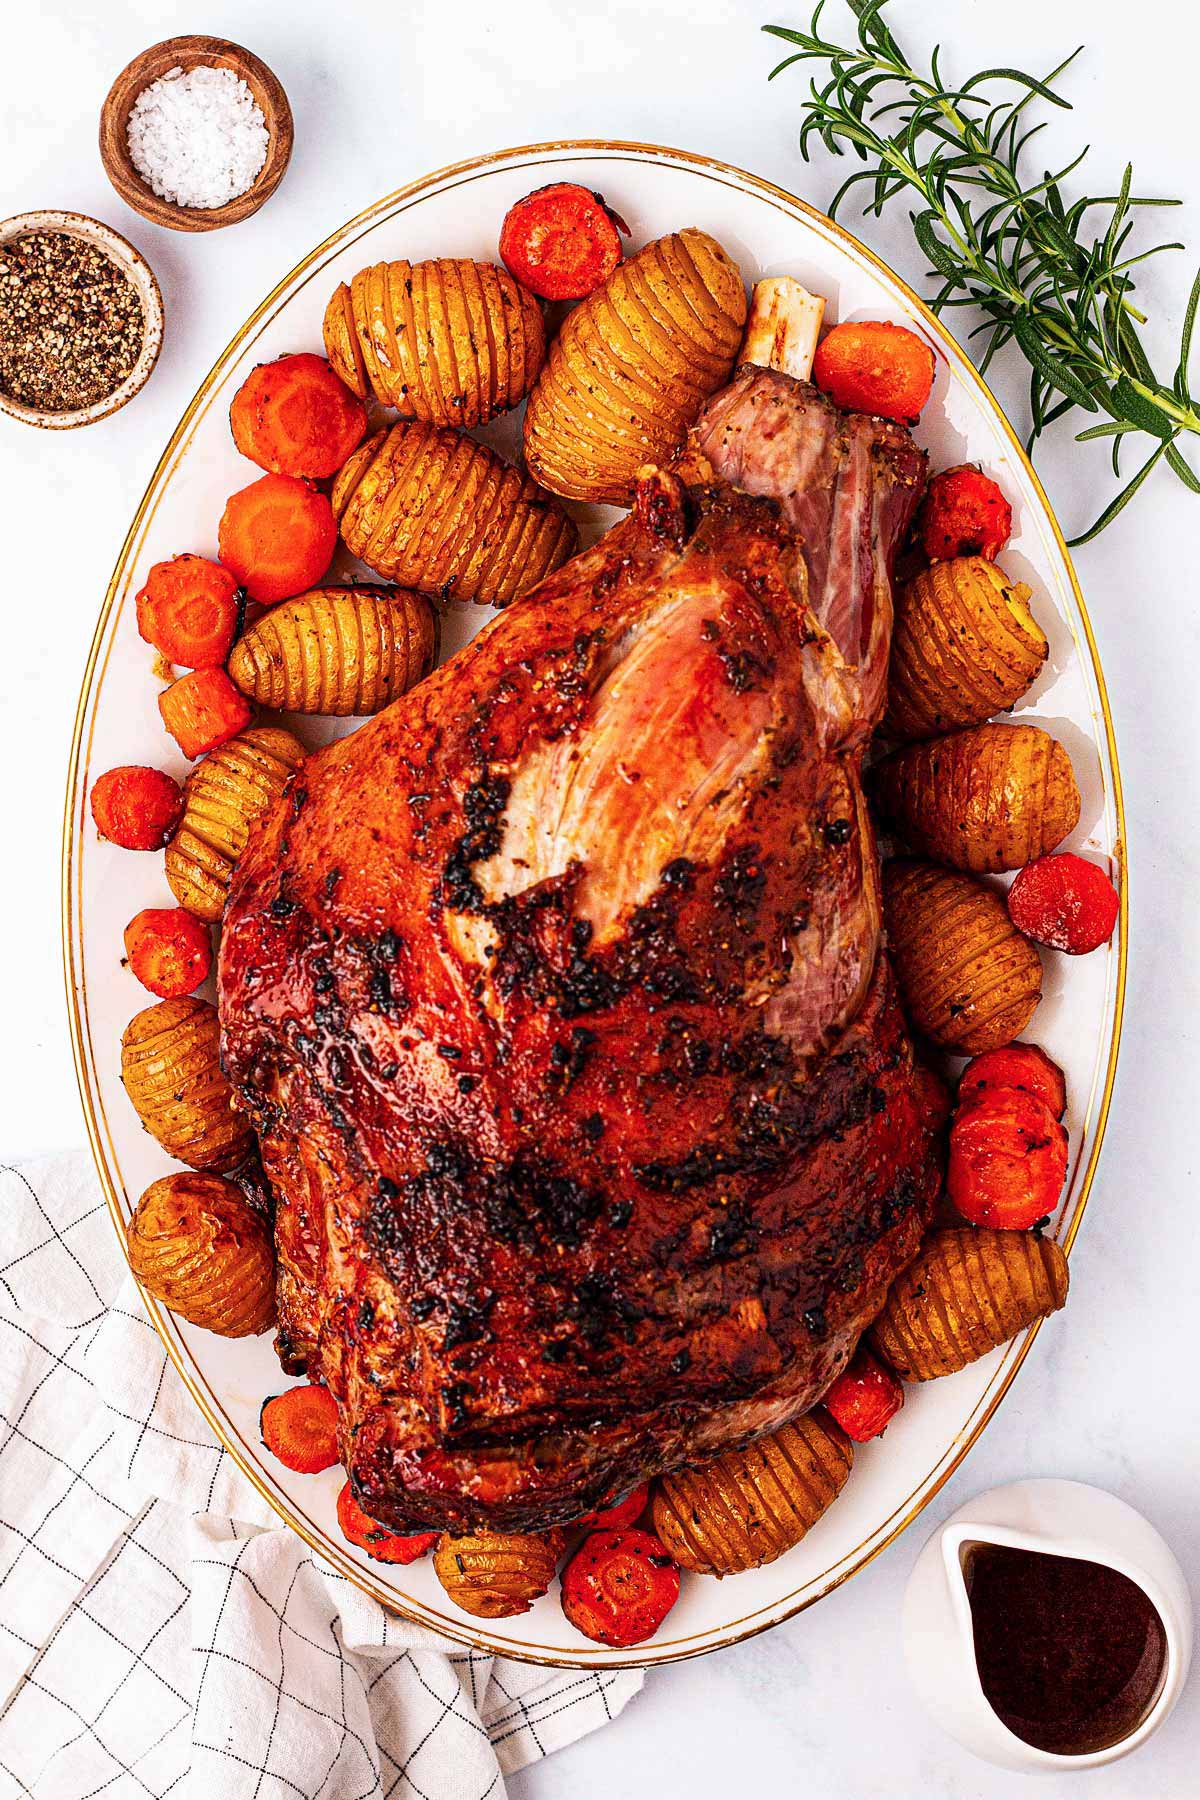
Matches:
[[0, 1153, 641, 1799]]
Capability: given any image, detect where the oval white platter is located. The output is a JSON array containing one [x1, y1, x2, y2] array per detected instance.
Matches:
[[64, 142, 1125, 1667]]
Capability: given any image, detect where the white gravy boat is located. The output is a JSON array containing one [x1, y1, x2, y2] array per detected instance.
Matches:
[[902, 1478, 1192, 1771]]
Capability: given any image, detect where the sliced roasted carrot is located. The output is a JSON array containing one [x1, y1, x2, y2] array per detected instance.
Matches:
[[90, 765, 183, 850], [124, 907, 212, 999], [575, 1482, 651, 1531], [230, 353, 367, 480], [260, 1384, 340, 1474], [560, 1528, 679, 1647], [499, 183, 624, 300], [958, 1043, 1066, 1120], [812, 320, 935, 423], [1007, 853, 1120, 956], [158, 668, 253, 759], [136, 555, 244, 669], [916, 465, 1012, 563], [218, 473, 337, 606], [947, 1087, 1069, 1230], [335, 1482, 438, 1563], [823, 1349, 904, 1442]]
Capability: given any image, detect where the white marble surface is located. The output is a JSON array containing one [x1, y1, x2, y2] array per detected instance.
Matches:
[[2, 0, 1197, 1791]]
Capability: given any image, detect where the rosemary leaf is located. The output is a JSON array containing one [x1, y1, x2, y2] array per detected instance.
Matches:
[[765, 1, 1200, 533]]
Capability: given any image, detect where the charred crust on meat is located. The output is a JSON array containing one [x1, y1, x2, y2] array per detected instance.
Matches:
[[442, 1294, 496, 1351], [438, 769, 510, 913], [708, 1200, 758, 1260], [547, 1026, 597, 1091]]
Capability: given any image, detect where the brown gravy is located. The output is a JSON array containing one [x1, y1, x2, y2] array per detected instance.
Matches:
[[963, 1543, 1167, 1755]]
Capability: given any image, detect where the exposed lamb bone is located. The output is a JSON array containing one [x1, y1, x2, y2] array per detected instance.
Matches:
[[740, 276, 826, 380]]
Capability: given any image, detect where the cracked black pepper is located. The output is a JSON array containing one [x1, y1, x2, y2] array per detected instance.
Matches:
[[0, 232, 144, 412]]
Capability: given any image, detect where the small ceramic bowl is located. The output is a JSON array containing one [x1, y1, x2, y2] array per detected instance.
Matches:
[[903, 1479, 1193, 1772], [99, 35, 294, 233], [0, 211, 164, 430]]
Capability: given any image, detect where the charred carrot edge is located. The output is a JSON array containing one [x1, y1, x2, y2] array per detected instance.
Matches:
[[812, 319, 935, 423], [218, 473, 338, 606], [158, 668, 253, 760], [260, 1384, 340, 1474], [499, 183, 624, 301], [230, 352, 367, 479], [90, 765, 183, 850], [136, 555, 244, 670], [124, 907, 213, 1000], [335, 1482, 439, 1562], [1007, 853, 1120, 955]]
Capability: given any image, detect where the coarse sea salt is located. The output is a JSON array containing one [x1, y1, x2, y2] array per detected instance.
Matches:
[[127, 64, 269, 211]]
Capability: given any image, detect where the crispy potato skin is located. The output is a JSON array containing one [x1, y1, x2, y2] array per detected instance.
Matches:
[[649, 1414, 853, 1576], [331, 422, 578, 606], [870, 1227, 1068, 1378], [883, 858, 1042, 1052], [228, 586, 437, 717], [885, 557, 1049, 741], [523, 228, 747, 504], [165, 728, 306, 921], [323, 258, 545, 427], [127, 1172, 275, 1336], [869, 722, 1081, 873], [120, 998, 254, 1171], [432, 1529, 565, 1617]]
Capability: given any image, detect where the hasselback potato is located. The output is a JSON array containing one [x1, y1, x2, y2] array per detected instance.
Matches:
[[332, 422, 578, 606], [523, 228, 747, 505], [885, 557, 1049, 741], [432, 1529, 565, 1618], [871, 1227, 1069, 1379], [227, 586, 437, 716], [121, 998, 253, 1171], [323, 257, 545, 427], [127, 1173, 275, 1336], [869, 723, 1081, 873], [649, 1413, 853, 1576], [883, 858, 1042, 1053], [165, 727, 305, 921]]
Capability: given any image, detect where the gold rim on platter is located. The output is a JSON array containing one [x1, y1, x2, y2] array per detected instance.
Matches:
[[62, 140, 1127, 1668]]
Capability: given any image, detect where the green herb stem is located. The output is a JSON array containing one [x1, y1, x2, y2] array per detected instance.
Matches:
[[764, 0, 1200, 539]]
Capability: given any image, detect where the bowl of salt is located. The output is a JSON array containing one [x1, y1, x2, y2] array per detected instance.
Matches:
[[99, 35, 293, 232]]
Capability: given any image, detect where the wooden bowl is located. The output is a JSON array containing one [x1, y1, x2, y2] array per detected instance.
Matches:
[[99, 36, 293, 232], [0, 210, 164, 429]]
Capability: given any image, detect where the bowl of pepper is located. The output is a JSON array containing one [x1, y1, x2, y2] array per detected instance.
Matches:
[[99, 36, 293, 233], [0, 211, 164, 430]]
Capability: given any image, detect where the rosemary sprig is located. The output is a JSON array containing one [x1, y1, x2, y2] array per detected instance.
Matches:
[[764, 0, 1200, 541]]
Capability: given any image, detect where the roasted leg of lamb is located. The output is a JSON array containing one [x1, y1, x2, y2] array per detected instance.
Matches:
[[219, 368, 944, 1532]]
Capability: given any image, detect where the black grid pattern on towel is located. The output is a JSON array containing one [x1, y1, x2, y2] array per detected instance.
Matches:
[[0, 1156, 641, 1799]]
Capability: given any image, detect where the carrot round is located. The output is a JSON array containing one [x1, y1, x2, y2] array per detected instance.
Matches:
[[158, 668, 253, 759], [574, 1481, 651, 1531], [499, 182, 623, 300], [1007, 853, 1121, 956], [335, 1482, 438, 1563], [218, 473, 337, 606], [813, 319, 935, 423], [124, 907, 212, 999], [958, 1043, 1066, 1120], [260, 1384, 340, 1474], [136, 555, 243, 669], [947, 1087, 1068, 1230], [917, 465, 1012, 562], [823, 1348, 904, 1442], [560, 1528, 679, 1647], [91, 765, 183, 850], [230, 352, 367, 480]]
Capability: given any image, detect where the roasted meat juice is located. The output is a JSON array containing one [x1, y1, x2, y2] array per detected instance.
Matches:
[[963, 1543, 1168, 1755]]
